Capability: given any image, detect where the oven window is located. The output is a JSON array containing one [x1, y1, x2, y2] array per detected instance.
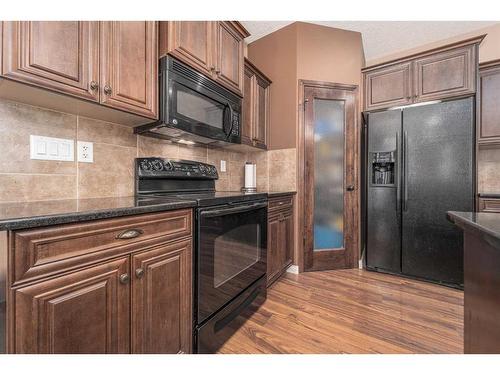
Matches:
[[177, 88, 224, 129], [213, 223, 261, 288]]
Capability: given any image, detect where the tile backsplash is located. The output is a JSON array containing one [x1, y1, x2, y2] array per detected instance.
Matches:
[[0, 99, 296, 203]]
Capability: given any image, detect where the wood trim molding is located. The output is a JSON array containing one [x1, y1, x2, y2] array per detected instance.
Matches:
[[479, 58, 500, 70], [244, 57, 272, 84], [226, 21, 250, 38], [296, 79, 360, 272], [362, 34, 486, 72]]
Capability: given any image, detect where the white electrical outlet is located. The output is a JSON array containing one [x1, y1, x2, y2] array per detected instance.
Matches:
[[77, 141, 94, 163], [30, 135, 74, 161], [220, 160, 226, 172]]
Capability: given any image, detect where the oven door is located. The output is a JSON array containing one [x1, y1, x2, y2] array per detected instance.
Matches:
[[168, 75, 239, 143], [197, 201, 267, 324]]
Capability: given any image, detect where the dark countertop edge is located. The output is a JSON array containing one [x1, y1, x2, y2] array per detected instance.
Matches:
[[267, 191, 297, 198], [447, 211, 500, 244], [0, 201, 197, 231], [478, 193, 500, 199]]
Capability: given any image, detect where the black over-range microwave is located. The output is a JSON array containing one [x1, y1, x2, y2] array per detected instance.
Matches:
[[134, 56, 241, 146]]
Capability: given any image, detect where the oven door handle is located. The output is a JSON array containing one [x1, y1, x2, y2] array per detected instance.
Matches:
[[200, 202, 268, 218]]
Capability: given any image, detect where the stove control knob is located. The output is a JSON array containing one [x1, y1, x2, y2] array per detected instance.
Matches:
[[140, 160, 152, 171], [163, 161, 173, 171], [151, 159, 164, 171], [199, 164, 206, 174]]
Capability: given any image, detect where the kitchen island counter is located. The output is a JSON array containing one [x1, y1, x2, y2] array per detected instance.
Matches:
[[448, 210, 500, 354]]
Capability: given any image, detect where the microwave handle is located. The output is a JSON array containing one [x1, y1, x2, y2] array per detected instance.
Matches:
[[223, 103, 234, 138]]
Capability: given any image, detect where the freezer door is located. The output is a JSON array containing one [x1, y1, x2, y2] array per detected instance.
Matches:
[[366, 109, 402, 273], [402, 98, 474, 285]]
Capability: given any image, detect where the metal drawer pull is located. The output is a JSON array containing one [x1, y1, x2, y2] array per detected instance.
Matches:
[[135, 268, 145, 279], [116, 228, 144, 239], [119, 274, 130, 284]]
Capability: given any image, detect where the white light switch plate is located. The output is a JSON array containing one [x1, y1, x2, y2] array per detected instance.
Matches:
[[30, 135, 74, 161], [220, 160, 226, 172], [77, 141, 94, 163]]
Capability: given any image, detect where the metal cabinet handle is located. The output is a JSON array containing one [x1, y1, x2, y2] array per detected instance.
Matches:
[[215, 69, 221, 75], [116, 228, 143, 239], [104, 85, 112, 95], [346, 185, 355, 191], [119, 274, 130, 284], [135, 268, 145, 279], [90, 81, 99, 91]]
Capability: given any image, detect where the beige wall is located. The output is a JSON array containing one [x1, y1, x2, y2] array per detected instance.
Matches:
[[0, 99, 295, 203], [248, 22, 365, 151], [247, 24, 298, 150], [366, 23, 500, 67]]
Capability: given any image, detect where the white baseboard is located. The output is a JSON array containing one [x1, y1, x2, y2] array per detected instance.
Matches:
[[286, 264, 299, 274]]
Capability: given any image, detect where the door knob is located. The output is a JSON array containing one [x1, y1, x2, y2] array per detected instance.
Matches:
[[104, 85, 112, 95], [135, 268, 145, 279], [346, 185, 355, 191], [119, 274, 130, 284]]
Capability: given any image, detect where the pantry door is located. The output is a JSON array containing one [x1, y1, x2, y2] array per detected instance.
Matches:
[[302, 81, 358, 271]]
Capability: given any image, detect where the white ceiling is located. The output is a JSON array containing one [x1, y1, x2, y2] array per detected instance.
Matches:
[[241, 21, 499, 62]]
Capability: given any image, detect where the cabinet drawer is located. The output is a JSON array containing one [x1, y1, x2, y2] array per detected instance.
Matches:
[[269, 195, 293, 212], [478, 198, 500, 213], [11, 210, 192, 285]]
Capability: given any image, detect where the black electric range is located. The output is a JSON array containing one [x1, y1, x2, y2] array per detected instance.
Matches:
[[135, 157, 267, 353]]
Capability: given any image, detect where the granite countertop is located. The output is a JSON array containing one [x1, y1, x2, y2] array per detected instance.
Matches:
[[0, 196, 197, 231], [266, 191, 297, 197], [448, 211, 500, 243], [478, 193, 500, 199]]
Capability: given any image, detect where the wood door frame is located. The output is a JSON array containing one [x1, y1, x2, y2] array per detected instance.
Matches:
[[297, 80, 360, 272]]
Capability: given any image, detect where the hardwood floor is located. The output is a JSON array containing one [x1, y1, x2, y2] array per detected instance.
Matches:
[[218, 269, 464, 354]]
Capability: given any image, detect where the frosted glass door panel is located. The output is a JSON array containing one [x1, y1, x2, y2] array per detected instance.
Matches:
[[313, 98, 345, 251]]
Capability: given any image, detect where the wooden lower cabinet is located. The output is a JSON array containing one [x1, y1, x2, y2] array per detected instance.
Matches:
[[8, 210, 193, 354], [131, 240, 192, 354], [478, 197, 500, 213], [267, 195, 294, 287], [13, 257, 130, 354]]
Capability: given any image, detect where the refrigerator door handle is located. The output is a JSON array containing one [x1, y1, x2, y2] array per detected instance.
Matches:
[[403, 131, 408, 211], [396, 131, 401, 212]]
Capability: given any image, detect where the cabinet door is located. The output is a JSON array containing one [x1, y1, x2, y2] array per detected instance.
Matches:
[[131, 240, 192, 354], [12, 257, 130, 354], [364, 62, 413, 110], [215, 22, 244, 96], [267, 214, 281, 286], [100, 21, 158, 119], [163, 21, 214, 77], [241, 65, 255, 146], [253, 74, 270, 149], [413, 45, 476, 103], [478, 63, 500, 144], [2, 21, 99, 101]]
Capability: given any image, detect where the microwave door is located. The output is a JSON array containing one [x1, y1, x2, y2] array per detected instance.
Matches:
[[169, 81, 229, 142]]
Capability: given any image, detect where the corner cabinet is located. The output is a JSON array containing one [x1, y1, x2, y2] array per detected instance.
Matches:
[[159, 21, 249, 97], [478, 60, 500, 146], [1, 21, 158, 119], [362, 36, 483, 111], [267, 194, 294, 287], [7, 210, 192, 354], [242, 59, 271, 149]]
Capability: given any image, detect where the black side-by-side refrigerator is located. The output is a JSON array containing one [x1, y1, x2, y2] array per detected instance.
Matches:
[[364, 97, 474, 287]]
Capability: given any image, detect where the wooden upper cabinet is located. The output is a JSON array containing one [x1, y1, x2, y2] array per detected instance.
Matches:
[[413, 45, 476, 102], [12, 257, 130, 354], [159, 21, 249, 97], [364, 62, 412, 110], [478, 60, 500, 145], [2, 21, 99, 101], [162, 21, 213, 77], [131, 240, 192, 354], [242, 59, 271, 149], [362, 36, 483, 111], [100, 21, 158, 119], [214, 22, 246, 96]]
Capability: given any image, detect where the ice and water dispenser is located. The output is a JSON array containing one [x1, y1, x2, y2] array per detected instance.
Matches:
[[371, 151, 395, 186]]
